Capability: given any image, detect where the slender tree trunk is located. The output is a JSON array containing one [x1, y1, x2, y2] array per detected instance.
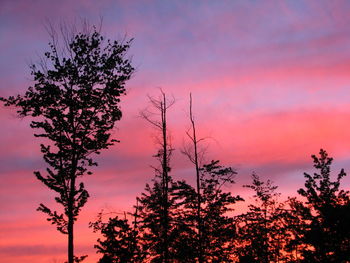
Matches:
[[263, 206, 268, 263], [141, 91, 173, 262], [161, 94, 169, 263], [68, 176, 75, 263], [189, 94, 203, 263], [277, 236, 280, 263], [133, 199, 139, 262], [68, 215, 74, 263], [67, 97, 76, 263], [134, 199, 139, 230]]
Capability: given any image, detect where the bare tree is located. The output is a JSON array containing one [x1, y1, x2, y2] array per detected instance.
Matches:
[[139, 89, 175, 262], [181, 93, 206, 263]]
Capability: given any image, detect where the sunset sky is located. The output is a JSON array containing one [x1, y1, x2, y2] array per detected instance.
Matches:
[[2, 0, 350, 262]]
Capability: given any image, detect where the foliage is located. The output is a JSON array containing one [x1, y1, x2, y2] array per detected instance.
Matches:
[[0, 26, 133, 263], [236, 174, 290, 263], [199, 160, 243, 262], [137, 91, 176, 263], [136, 176, 187, 262], [292, 149, 350, 262], [90, 150, 350, 263], [90, 212, 144, 263]]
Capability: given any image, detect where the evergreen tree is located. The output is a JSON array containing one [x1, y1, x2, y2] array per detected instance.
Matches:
[[199, 160, 243, 262], [0, 25, 133, 263], [283, 197, 309, 262], [170, 180, 198, 262], [137, 176, 190, 262], [292, 149, 350, 262], [139, 159, 241, 262], [90, 212, 144, 263], [236, 174, 290, 263]]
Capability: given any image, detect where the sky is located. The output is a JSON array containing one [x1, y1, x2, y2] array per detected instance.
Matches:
[[2, 0, 350, 262]]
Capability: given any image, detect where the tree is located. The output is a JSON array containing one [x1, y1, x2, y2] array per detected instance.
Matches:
[[181, 94, 242, 262], [170, 180, 198, 262], [181, 93, 206, 262], [179, 93, 241, 262], [0, 25, 134, 263], [90, 211, 144, 263], [138, 90, 175, 262], [199, 160, 243, 262], [137, 176, 186, 262], [292, 149, 350, 262], [236, 174, 290, 263]]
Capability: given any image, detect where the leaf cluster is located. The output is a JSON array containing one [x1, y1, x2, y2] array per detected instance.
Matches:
[[0, 28, 134, 235]]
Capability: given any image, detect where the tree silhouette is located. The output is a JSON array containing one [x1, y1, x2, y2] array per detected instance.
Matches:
[[0, 26, 133, 263], [236, 174, 290, 263], [90, 211, 144, 263], [284, 197, 309, 262], [137, 176, 186, 262], [199, 160, 242, 262], [179, 94, 242, 262], [139, 91, 175, 262], [181, 93, 206, 263], [170, 180, 198, 262], [292, 149, 350, 262]]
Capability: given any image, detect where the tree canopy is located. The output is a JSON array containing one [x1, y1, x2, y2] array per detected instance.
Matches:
[[1, 26, 134, 263]]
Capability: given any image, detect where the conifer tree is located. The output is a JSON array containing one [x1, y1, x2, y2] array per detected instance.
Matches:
[[199, 160, 242, 262], [292, 149, 350, 262], [137, 176, 188, 262], [236, 174, 290, 263], [90, 211, 144, 263]]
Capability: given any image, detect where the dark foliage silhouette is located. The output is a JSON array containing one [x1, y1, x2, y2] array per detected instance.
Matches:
[[138, 91, 175, 262], [174, 160, 243, 262], [236, 174, 291, 263], [137, 176, 190, 262], [291, 149, 350, 262], [90, 142, 350, 262], [0, 25, 133, 263], [90, 212, 144, 263], [136, 147, 241, 262], [180, 94, 244, 262], [98, 93, 243, 262], [199, 160, 243, 262]]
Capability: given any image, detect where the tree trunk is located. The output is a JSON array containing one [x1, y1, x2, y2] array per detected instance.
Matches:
[[68, 176, 75, 263], [68, 215, 74, 263], [189, 94, 203, 263], [161, 96, 169, 263], [140, 91, 173, 262]]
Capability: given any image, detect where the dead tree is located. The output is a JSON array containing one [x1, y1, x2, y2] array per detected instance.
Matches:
[[182, 93, 206, 263], [140, 89, 175, 262]]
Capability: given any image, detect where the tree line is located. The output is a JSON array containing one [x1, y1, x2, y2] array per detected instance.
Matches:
[[91, 92, 350, 263], [1, 25, 350, 263]]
